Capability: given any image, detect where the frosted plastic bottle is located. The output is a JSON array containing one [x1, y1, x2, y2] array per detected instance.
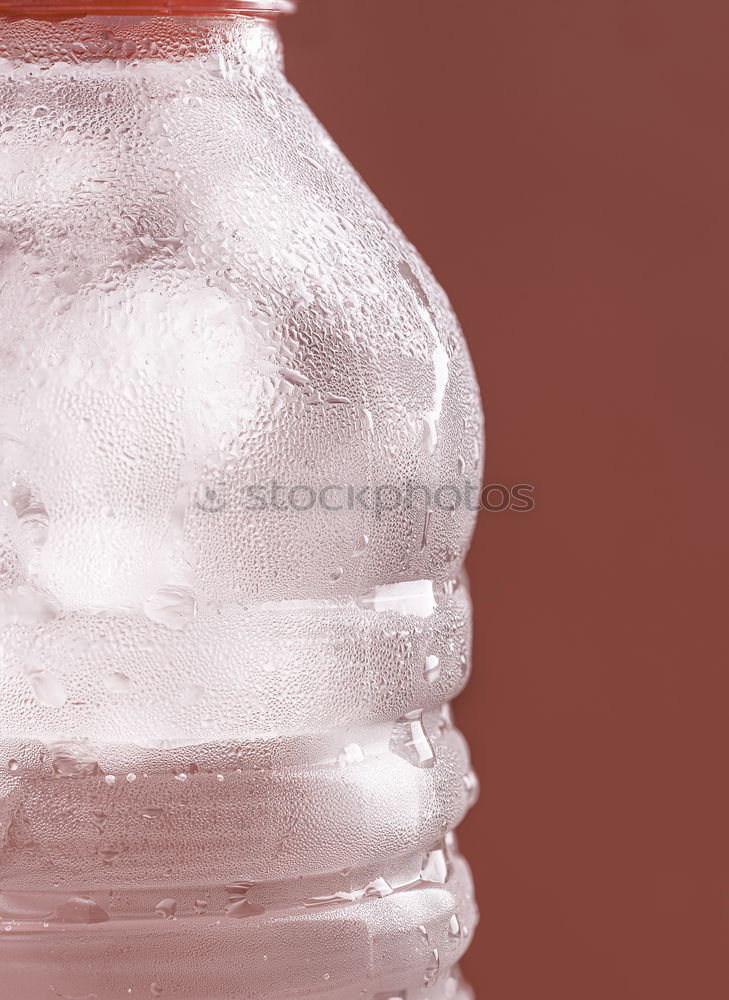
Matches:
[[0, 2, 484, 997]]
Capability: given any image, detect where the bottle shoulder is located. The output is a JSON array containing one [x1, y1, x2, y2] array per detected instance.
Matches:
[[0, 63, 484, 606]]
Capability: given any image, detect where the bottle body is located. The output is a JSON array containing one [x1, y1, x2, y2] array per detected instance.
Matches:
[[0, 15, 483, 998]]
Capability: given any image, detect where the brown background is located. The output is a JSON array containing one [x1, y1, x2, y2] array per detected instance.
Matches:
[[282, 2, 729, 997]]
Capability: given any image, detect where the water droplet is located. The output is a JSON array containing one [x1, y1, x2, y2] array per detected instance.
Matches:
[[420, 846, 448, 885], [353, 534, 369, 557], [10, 484, 48, 547], [278, 366, 309, 387], [448, 913, 462, 941], [421, 510, 432, 550], [436, 704, 453, 735], [126, 772, 137, 783], [390, 710, 436, 768], [423, 948, 440, 986], [52, 896, 109, 924], [463, 768, 479, 808], [150, 984, 163, 997], [459, 648, 469, 678], [50, 741, 100, 778], [225, 899, 265, 918], [417, 923, 429, 943], [103, 672, 133, 694], [0, 586, 57, 626], [364, 876, 393, 899], [304, 889, 361, 908], [26, 668, 67, 708], [423, 654, 440, 682], [141, 806, 163, 820], [329, 566, 344, 582], [422, 416, 438, 455], [6, 806, 34, 848], [194, 899, 208, 915], [97, 842, 127, 864], [301, 153, 324, 171], [357, 580, 435, 617], [91, 808, 107, 833], [338, 743, 365, 767], [144, 585, 197, 630], [7, 759, 18, 772], [154, 898, 177, 919]]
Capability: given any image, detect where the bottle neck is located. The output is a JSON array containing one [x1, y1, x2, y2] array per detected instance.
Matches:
[[0, 11, 286, 72]]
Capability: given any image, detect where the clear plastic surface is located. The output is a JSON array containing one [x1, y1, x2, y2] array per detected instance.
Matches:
[[0, 15, 483, 998]]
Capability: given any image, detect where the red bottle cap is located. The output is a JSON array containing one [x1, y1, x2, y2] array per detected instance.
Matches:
[[0, 0, 294, 17]]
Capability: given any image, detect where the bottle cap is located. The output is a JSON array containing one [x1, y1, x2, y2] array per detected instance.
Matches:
[[0, 0, 295, 16]]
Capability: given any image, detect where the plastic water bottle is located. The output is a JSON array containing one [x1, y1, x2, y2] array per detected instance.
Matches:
[[0, 2, 484, 997]]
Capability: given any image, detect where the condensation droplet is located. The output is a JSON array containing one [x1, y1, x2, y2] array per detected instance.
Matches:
[[225, 899, 265, 918], [50, 741, 100, 778], [423, 948, 440, 986], [26, 668, 67, 708], [7, 759, 18, 772], [141, 806, 163, 820], [154, 898, 177, 919], [448, 913, 462, 941], [97, 842, 127, 864], [423, 654, 440, 682], [0, 587, 57, 626], [103, 671, 133, 694], [364, 876, 393, 899], [420, 845, 448, 885], [144, 585, 197, 630], [421, 510, 432, 550], [337, 743, 365, 767], [353, 534, 369, 557], [422, 416, 438, 456], [90, 808, 107, 833], [10, 484, 48, 547], [278, 366, 309, 387], [194, 899, 208, 915], [463, 768, 480, 808], [390, 710, 436, 768], [150, 984, 164, 997], [52, 896, 110, 925]]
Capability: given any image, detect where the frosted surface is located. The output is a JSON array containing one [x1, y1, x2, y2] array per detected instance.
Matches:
[[0, 15, 483, 998]]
